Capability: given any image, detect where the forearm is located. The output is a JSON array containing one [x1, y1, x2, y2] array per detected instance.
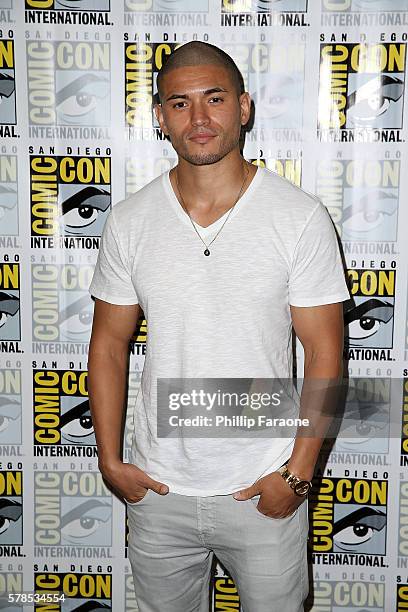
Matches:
[[88, 345, 129, 472], [287, 354, 343, 480]]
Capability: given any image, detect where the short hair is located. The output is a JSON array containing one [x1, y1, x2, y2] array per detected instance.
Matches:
[[156, 41, 245, 103]]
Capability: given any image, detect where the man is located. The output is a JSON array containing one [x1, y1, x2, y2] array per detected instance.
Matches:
[[88, 41, 350, 612]]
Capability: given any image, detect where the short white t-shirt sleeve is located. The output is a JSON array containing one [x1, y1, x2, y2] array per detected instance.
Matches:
[[288, 200, 350, 307], [88, 208, 139, 305]]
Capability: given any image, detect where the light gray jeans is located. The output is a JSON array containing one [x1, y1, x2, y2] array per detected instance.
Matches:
[[127, 489, 309, 612]]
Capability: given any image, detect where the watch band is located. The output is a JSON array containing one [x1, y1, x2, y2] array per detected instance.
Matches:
[[278, 463, 312, 497]]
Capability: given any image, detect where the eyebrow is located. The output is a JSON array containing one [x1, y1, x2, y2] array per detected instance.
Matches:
[[61, 186, 111, 216], [165, 87, 228, 102]]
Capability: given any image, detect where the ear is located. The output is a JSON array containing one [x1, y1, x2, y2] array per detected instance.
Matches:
[[239, 92, 252, 127], [154, 103, 169, 135]]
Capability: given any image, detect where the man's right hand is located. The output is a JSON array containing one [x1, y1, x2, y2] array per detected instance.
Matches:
[[100, 460, 169, 504]]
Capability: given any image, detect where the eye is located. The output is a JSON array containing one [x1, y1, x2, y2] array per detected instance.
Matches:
[[333, 507, 386, 551], [354, 0, 393, 7], [61, 512, 109, 540], [0, 72, 15, 102], [63, 205, 97, 227], [0, 415, 12, 433], [348, 317, 381, 340], [60, 500, 110, 543], [0, 185, 17, 220], [59, 295, 94, 341], [334, 524, 374, 546], [342, 191, 397, 237], [58, 91, 97, 118], [0, 311, 12, 329], [256, 0, 276, 9], [59, 186, 110, 235], [62, 516, 104, 539], [61, 413, 94, 442], [344, 299, 393, 342], [347, 74, 404, 123], [344, 209, 384, 232], [56, 0, 103, 7], [341, 419, 386, 438], [61, 309, 93, 333], [0, 500, 22, 535], [155, 0, 207, 10], [253, 83, 292, 119], [0, 293, 20, 329], [340, 392, 389, 436], [56, 73, 109, 119], [209, 97, 223, 103], [0, 517, 11, 535], [0, 398, 21, 437], [263, 96, 288, 117], [173, 101, 187, 109], [349, 95, 391, 122], [60, 399, 94, 444]]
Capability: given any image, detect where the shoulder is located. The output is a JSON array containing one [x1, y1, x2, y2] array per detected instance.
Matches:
[[258, 166, 322, 220], [256, 166, 334, 241]]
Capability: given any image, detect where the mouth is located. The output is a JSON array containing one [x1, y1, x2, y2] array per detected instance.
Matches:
[[188, 133, 217, 144]]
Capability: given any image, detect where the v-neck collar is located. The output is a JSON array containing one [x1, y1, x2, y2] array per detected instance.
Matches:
[[162, 164, 263, 236]]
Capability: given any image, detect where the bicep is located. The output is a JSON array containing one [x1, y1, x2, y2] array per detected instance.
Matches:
[[90, 298, 141, 350], [290, 303, 344, 359]]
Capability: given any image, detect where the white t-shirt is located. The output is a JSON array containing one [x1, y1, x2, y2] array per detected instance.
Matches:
[[89, 166, 350, 496]]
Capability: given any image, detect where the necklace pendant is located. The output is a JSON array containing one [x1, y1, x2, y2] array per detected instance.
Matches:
[[204, 248, 210, 256]]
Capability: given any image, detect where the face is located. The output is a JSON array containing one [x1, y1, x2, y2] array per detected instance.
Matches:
[[155, 64, 251, 166]]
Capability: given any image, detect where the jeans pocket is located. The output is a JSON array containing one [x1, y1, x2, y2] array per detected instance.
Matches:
[[125, 488, 152, 506], [249, 495, 299, 520]]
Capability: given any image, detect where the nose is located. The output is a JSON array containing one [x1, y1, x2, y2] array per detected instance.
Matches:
[[190, 101, 210, 126]]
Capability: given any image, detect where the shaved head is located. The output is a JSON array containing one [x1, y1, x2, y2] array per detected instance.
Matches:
[[156, 41, 245, 103]]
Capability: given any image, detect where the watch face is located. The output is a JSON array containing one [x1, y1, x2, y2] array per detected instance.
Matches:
[[294, 481, 310, 496]]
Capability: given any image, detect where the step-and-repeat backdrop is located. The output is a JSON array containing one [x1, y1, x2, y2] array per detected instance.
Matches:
[[1, 0, 408, 610]]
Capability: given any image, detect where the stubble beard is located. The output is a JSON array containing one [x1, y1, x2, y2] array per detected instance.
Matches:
[[171, 130, 240, 167]]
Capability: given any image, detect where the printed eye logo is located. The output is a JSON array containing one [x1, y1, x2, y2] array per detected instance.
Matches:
[[255, 0, 283, 10], [354, 0, 403, 9], [344, 298, 394, 346], [0, 499, 22, 537], [0, 292, 19, 330], [0, 73, 15, 105], [0, 184, 17, 220], [333, 507, 386, 552], [347, 74, 404, 125], [154, 0, 208, 10], [59, 295, 94, 342], [342, 190, 398, 240], [334, 395, 389, 454], [56, 73, 109, 125], [0, 396, 21, 438], [60, 399, 94, 444], [253, 85, 292, 119], [0, 184, 17, 236], [338, 402, 388, 439], [61, 499, 111, 545], [55, 0, 109, 8], [59, 186, 111, 237], [66, 600, 111, 611], [251, 74, 300, 126]]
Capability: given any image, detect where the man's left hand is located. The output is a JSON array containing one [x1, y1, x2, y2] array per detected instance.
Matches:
[[232, 470, 306, 518]]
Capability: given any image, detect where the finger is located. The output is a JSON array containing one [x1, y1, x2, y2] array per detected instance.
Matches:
[[143, 478, 169, 495], [233, 486, 258, 501]]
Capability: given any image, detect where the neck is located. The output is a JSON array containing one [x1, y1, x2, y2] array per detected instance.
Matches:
[[173, 150, 249, 208]]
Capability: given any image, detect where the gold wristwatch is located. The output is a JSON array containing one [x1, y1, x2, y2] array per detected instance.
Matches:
[[278, 463, 312, 497]]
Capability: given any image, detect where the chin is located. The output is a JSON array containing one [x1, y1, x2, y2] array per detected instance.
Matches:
[[184, 154, 225, 166], [181, 146, 236, 166]]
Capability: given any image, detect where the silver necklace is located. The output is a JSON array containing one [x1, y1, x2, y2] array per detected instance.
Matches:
[[174, 162, 250, 256]]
